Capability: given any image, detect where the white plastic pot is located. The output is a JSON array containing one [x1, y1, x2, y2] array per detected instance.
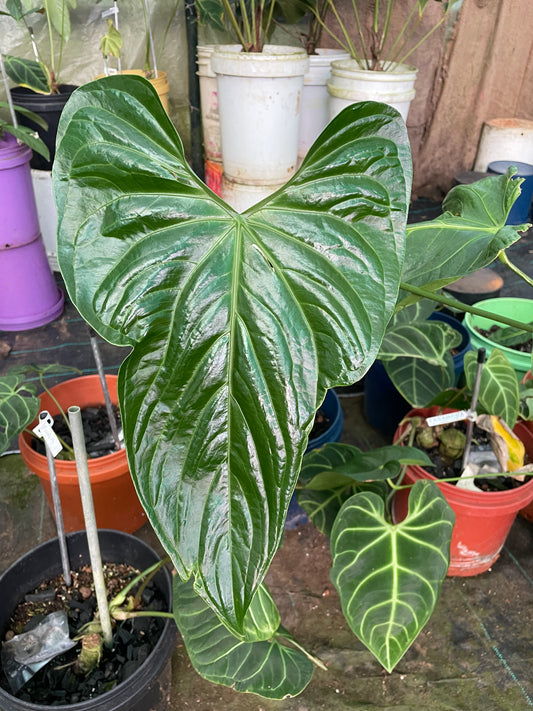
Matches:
[[327, 60, 418, 122], [197, 44, 222, 162], [221, 174, 283, 213], [31, 169, 58, 271], [298, 48, 350, 161], [474, 118, 533, 171], [211, 44, 308, 185]]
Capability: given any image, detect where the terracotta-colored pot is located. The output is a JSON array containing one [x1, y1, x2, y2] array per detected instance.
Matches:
[[19, 375, 147, 533], [392, 406, 533, 576]]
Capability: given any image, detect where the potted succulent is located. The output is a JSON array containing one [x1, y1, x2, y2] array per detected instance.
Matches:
[[1, 0, 79, 170], [49, 75, 533, 693]]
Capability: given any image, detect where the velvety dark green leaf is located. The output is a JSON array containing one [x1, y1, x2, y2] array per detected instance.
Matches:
[[0, 373, 39, 455], [385, 352, 456, 407], [486, 323, 532, 349], [400, 172, 526, 300], [173, 578, 314, 699], [3, 55, 51, 94], [330, 481, 454, 672], [380, 321, 461, 363], [54, 76, 411, 634], [297, 481, 388, 537], [464, 349, 519, 427], [300, 442, 433, 489]]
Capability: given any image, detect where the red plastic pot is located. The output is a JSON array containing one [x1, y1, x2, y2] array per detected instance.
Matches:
[[19, 375, 147, 533], [392, 406, 533, 576]]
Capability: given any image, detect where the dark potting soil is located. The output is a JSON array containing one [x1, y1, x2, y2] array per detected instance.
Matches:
[[32, 405, 122, 459], [475, 325, 532, 353], [0, 563, 166, 705], [422, 421, 530, 492]]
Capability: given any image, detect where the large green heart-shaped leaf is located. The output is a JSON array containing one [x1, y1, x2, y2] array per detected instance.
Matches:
[[330, 480, 454, 672], [400, 172, 526, 303], [0, 372, 39, 455], [464, 348, 519, 427], [54, 76, 411, 634], [173, 578, 315, 698], [3, 55, 51, 94]]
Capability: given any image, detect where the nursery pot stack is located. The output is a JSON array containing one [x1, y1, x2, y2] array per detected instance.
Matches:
[[0, 133, 63, 330], [211, 45, 308, 212]]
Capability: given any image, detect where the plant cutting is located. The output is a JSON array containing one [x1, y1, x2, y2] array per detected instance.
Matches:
[[1, 0, 78, 169], [52, 74, 533, 694], [0, 97, 49, 160]]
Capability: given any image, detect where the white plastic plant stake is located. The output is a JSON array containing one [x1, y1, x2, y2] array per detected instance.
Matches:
[[68, 405, 113, 646]]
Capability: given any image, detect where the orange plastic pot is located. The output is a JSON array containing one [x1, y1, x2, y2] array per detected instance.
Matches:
[[392, 406, 533, 576], [19, 375, 147, 533]]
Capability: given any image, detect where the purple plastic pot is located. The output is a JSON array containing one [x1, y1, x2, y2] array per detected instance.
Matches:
[[0, 133, 63, 331]]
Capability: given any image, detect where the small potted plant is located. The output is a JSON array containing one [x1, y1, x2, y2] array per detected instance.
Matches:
[[50, 75, 533, 693], [1, 0, 79, 170]]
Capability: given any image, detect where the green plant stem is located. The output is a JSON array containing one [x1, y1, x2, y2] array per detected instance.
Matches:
[[499, 250, 533, 288], [112, 609, 175, 620], [278, 625, 328, 671], [385, 423, 417, 514], [221, 0, 248, 49], [399, 281, 533, 333]]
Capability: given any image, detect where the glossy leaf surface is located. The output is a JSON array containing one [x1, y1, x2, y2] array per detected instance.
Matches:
[[400, 172, 526, 302], [464, 348, 519, 427], [173, 578, 314, 699], [54, 76, 411, 633], [380, 320, 461, 364], [330, 480, 454, 672]]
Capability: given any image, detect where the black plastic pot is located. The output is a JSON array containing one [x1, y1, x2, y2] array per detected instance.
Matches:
[[10, 85, 78, 170], [0, 530, 177, 710]]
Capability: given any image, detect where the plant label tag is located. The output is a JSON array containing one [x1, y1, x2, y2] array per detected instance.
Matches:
[[32, 411, 63, 457], [426, 409, 476, 427]]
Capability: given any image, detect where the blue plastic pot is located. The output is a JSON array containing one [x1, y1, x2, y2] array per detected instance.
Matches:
[[286, 389, 344, 529], [487, 160, 533, 224], [364, 312, 471, 437]]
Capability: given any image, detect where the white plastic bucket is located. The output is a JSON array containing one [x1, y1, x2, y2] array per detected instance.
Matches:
[[31, 169, 58, 271], [221, 175, 283, 213], [327, 60, 417, 122], [474, 118, 533, 171], [299, 49, 350, 160], [211, 45, 308, 185], [197, 44, 222, 162]]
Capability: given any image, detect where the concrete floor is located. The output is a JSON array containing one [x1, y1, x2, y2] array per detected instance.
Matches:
[[0, 210, 532, 710]]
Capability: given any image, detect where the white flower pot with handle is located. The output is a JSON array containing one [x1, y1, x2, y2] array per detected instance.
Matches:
[[211, 45, 308, 185], [327, 60, 418, 122], [197, 44, 222, 162], [298, 48, 350, 161]]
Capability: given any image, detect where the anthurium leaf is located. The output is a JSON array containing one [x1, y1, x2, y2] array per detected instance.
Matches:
[[487, 323, 532, 349], [400, 172, 526, 301], [54, 76, 411, 634], [330, 480, 454, 673], [300, 442, 433, 489], [384, 351, 456, 408], [0, 372, 39, 455], [173, 578, 314, 699], [3, 55, 51, 94], [464, 348, 519, 428], [44, 0, 73, 41], [380, 320, 461, 363], [296, 480, 388, 537], [0, 122, 50, 160], [242, 584, 280, 643], [519, 380, 533, 421]]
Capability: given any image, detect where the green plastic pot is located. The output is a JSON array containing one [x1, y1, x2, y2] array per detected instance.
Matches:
[[464, 297, 533, 378]]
